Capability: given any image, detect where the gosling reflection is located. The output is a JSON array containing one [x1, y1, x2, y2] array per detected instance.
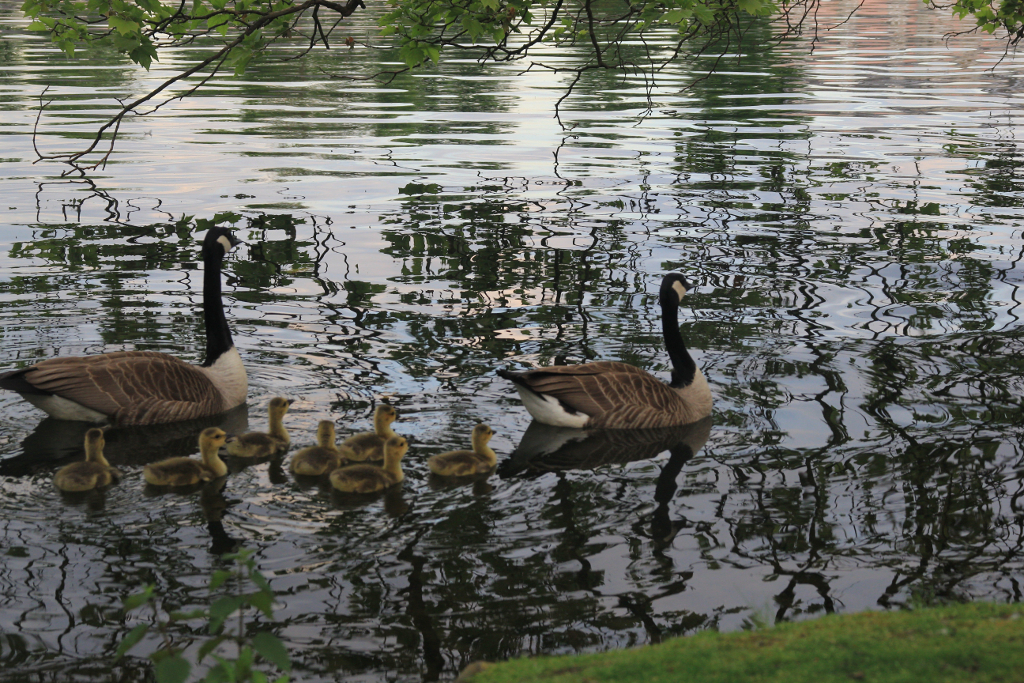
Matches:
[[330, 481, 410, 518], [0, 403, 249, 477], [498, 416, 712, 478], [200, 477, 242, 555]]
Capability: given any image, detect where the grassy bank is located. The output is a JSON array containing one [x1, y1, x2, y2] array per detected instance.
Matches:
[[457, 602, 1024, 683]]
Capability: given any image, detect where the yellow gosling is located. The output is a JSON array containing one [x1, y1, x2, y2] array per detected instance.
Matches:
[[342, 405, 399, 461], [226, 397, 291, 458], [428, 424, 497, 476], [290, 420, 356, 476], [54, 428, 121, 492], [144, 427, 229, 487], [330, 435, 408, 494]]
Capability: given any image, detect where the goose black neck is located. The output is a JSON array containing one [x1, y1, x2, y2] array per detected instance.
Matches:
[[202, 249, 234, 367], [662, 296, 696, 388]]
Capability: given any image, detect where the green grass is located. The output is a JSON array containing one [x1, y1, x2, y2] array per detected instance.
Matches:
[[457, 603, 1024, 683]]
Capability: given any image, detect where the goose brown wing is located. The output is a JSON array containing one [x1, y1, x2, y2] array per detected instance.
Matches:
[[508, 363, 687, 429], [18, 352, 223, 425]]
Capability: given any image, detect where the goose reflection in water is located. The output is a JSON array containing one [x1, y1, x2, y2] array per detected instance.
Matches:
[[498, 415, 711, 478], [0, 403, 251, 478], [499, 416, 713, 549]]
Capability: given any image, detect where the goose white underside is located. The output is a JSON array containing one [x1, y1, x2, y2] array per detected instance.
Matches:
[[23, 394, 108, 423], [202, 347, 248, 409], [515, 386, 590, 428]]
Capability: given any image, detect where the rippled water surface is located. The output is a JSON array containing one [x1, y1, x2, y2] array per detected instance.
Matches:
[[2, 0, 1024, 680]]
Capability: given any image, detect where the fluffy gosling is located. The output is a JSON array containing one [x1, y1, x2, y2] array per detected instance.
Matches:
[[143, 427, 229, 487], [428, 424, 497, 476], [225, 397, 291, 458], [54, 428, 121, 492], [330, 435, 408, 494]]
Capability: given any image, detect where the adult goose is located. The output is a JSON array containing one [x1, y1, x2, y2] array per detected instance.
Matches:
[[0, 228, 248, 426], [497, 273, 712, 429]]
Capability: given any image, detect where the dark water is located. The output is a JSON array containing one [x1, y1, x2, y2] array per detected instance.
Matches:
[[2, 0, 1024, 680]]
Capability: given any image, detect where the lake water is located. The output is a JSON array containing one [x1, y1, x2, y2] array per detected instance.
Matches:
[[1, 0, 1023, 680]]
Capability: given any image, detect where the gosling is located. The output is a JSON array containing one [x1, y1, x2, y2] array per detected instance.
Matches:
[[53, 428, 121, 492], [428, 424, 497, 476], [225, 397, 291, 458], [143, 427, 229, 487], [342, 404, 399, 461], [330, 435, 408, 494], [290, 420, 356, 476]]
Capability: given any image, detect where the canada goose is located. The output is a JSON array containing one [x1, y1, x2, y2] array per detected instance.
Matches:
[[428, 424, 497, 476], [290, 420, 356, 476], [497, 273, 713, 429], [53, 428, 121, 492], [225, 397, 291, 458], [329, 435, 408, 494], [143, 427, 229, 487], [341, 405, 399, 461], [0, 228, 247, 426]]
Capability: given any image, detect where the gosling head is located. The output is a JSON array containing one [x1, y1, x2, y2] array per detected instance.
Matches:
[[315, 420, 336, 444], [384, 435, 408, 461], [84, 428, 106, 460], [472, 423, 495, 444], [268, 397, 291, 415], [200, 427, 229, 450], [375, 404, 398, 424]]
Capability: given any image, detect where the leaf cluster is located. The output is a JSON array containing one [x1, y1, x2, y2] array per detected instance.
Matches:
[[115, 548, 292, 683], [932, 0, 1024, 38]]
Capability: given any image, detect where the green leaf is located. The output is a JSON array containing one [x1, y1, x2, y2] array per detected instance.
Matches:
[[205, 659, 233, 683], [122, 586, 154, 612], [247, 591, 275, 619], [197, 634, 229, 662], [253, 632, 292, 672], [208, 596, 244, 633], [114, 624, 150, 660], [154, 655, 191, 683], [207, 13, 230, 30], [209, 570, 234, 590], [130, 38, 158, 69], [169, 609, 207, 622], [108, 16, 140, 35]]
